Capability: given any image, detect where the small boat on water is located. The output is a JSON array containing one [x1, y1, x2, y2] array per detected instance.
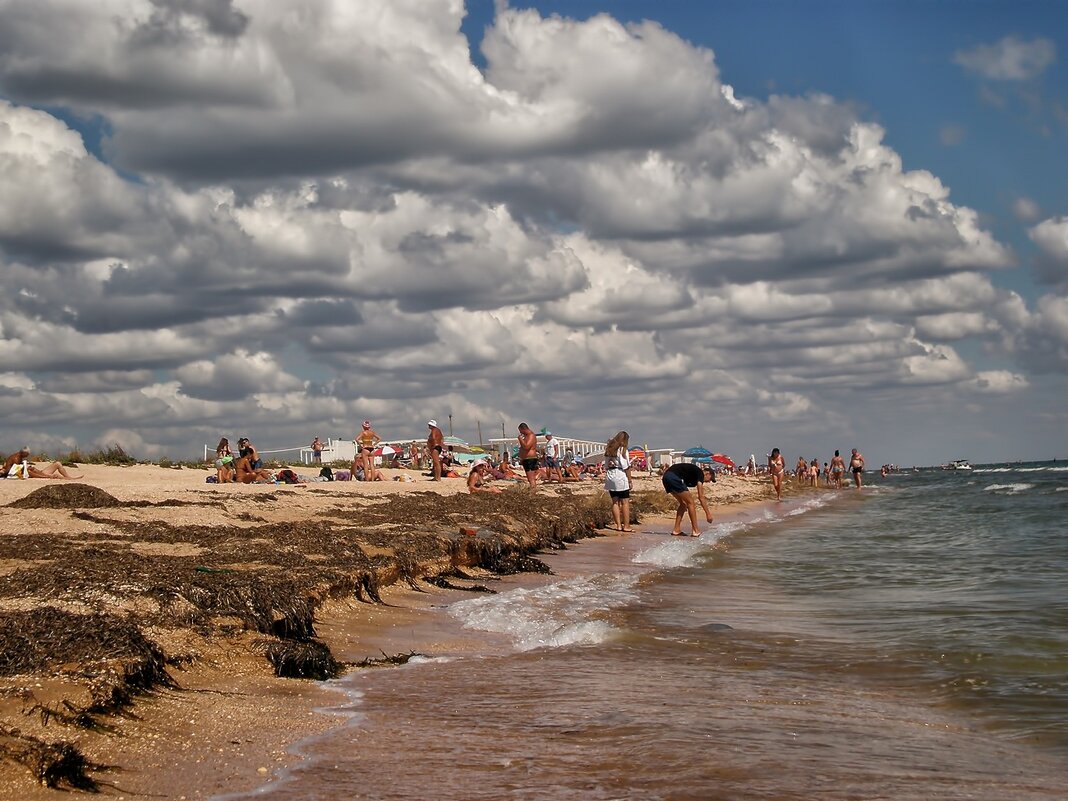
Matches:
[[941, 459, 973, 471]]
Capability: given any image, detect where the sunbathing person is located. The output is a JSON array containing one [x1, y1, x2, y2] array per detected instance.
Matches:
[[234, 454, 272, 483], [3, 449, 83, 479]]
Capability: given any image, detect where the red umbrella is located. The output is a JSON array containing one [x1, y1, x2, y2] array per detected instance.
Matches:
[[372, 445, 398, 457], [712, 453, 735, 468]]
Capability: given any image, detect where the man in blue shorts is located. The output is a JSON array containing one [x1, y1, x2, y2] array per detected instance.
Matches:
[[662, 462, 715, 536]]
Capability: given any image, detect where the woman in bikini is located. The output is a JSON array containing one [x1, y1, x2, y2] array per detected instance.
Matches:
[[830, 450, 845, 489], [354, 421, 381, 481], [768, 448, 785, 501]]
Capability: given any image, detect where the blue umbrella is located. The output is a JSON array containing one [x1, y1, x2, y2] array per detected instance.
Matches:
[[682, 446, 712, 458]]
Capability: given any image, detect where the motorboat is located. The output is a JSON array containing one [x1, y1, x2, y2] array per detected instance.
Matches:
[[942, 459, 973, 471]]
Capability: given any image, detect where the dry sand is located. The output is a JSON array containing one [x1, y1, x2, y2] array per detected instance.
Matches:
[[0, 462, 777, 799]]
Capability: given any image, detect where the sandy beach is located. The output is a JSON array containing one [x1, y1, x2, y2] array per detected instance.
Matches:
[[0, 463, 777, 799]]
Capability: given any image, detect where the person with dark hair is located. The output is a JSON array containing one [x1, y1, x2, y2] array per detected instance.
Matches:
[[662, 461, 714, 536], [768, 448, 785, 501], [517, 422, 539, 491], [214, 437, 235, 483], [830, 450, 845, 489], [3, 448, 82, 479]]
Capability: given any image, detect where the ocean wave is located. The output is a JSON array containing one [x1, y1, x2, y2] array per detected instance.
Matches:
[[447, 573, 637, 652], [631, 520, 745, 568], [975, 466, 1068, 473], [787, 495, 831, 516], [982, 483, 1035, 494]]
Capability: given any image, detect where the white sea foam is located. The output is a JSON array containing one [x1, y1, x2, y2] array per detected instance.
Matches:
[[447, 573, 638, 651], [975, 466, 1068, 473], [787, 496, 831, 516], [983, 483, 1035, 494], [631, 520, 745, 568]]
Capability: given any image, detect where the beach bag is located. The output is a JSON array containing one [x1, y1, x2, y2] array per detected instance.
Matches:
[[276, 469, 300, 484], [205, 475, 218, 484], [319, 467, 334, 481]]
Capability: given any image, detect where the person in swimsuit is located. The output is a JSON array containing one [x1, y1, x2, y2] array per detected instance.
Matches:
[[809, 458, 820, 487], [3, 448, 82, 479], [662, 461, 714, 536], [830, 450, 845, 489], [517, 422, 539, 491], [467, 461, 502, 494], [215, 438, 234, 483], [426, 420, 444, 481], [354, 421, 381, 481], [795, 456, 808, 486], [311, 437, 323, 465], [850, 448, 865, 489], [768, 448, 785, 501], [234, 453, 272, 483]]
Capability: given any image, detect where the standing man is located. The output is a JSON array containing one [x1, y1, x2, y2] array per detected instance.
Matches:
[[662, 462, 715, 536], [311, 436, 323, 465], [543, 431, 563, 483], [517, 422, 539, 491], [426, 420, 444, 481], [850, 448, 865, 489]]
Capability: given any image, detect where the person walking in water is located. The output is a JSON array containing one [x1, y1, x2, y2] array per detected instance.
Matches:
[[850, 448, 865, 489], [662, 462, 714, 536], [830, 450, 845, 489], [768, 448, 785, 501]]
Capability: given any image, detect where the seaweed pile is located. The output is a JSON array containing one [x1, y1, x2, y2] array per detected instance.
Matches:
[[0, 483, 616, 789]]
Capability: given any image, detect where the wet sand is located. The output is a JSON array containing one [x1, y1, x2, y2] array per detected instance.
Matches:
[[0, 463, 777, 799]]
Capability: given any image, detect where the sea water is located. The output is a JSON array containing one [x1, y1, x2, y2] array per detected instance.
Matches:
[[219, 464, 1068, 800]]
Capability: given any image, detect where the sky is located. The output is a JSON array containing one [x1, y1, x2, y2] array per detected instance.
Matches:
[[1, 0, 1067, 467]]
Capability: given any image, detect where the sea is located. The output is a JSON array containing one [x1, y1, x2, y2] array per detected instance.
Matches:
[[218, 463, 1068, 801]]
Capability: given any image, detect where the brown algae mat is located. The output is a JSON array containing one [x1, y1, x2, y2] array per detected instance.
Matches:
[[0, 480, 622, 790]]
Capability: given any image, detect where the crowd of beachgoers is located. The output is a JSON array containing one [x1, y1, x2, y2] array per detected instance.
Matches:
[[5, 422, 871, 538]]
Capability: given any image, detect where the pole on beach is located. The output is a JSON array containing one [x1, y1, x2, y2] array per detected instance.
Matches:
[[448, 414, 453, 436], [477, 420, 483, 447]]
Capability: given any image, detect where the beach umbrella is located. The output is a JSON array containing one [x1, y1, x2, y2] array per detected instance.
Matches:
[[628, 448, 646, 458], [712, 453, 735, 468], [442, 435, 474, 453], [372, 445, 397, 457], [682, 446, 712, 458]]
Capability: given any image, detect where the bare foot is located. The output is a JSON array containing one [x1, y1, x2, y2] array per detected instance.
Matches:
[[671, 531, 686, 536], [690, 531, 702, 537], [621, 528, 635, 533]]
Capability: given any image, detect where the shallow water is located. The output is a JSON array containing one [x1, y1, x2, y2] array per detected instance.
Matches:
[[219, 464, 1068, 800]]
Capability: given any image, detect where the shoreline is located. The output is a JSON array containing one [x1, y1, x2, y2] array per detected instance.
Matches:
[[0, 463, 796, 799]]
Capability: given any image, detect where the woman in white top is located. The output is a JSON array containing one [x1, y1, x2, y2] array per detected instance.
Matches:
[[604, 431, 633, 532]]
